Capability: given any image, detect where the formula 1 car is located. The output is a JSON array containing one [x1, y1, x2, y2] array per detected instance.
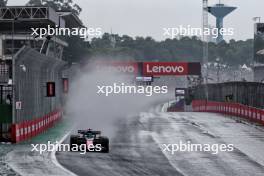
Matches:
[[70, 129, 109, 153]]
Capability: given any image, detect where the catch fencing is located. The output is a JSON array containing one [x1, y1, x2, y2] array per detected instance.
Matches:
[[10, 46, 67, 142], [189, 82, 264, 109]]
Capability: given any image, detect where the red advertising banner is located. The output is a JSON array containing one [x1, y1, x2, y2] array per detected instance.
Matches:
[[143, 62, 189, 76], [92, 61, 200, 76]]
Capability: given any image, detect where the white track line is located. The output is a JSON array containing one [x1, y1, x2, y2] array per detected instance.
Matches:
[[50, 131, 78, 176]]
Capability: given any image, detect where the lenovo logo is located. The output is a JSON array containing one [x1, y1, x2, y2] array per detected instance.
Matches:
[[96, 65, 135, 73], [146, 64, 185, 73], [94, 62, 138, 74], [143, 62, 188, 75]]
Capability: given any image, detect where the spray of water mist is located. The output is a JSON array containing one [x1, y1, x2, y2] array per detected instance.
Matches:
[[65, 62, 173, 138]]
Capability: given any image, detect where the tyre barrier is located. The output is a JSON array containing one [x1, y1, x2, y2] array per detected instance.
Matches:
[[192, 100, 264, 125], [11, 109, 63, 143]]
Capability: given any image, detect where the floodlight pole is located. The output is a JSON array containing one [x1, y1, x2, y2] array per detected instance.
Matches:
[[12, 18, 16, 124], [203, 0, 209, 101]]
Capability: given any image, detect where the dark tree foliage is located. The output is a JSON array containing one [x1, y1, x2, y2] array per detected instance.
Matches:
[[63, 36, 91, 63], [26, 0, 42, 6], [42, 0, 82, 16], [0, 0, 7, 6], [89, 33, 253, 66]]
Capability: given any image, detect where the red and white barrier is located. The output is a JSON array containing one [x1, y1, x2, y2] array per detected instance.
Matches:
[[192, 100, 264, 125], [11, 109, 63, 143]]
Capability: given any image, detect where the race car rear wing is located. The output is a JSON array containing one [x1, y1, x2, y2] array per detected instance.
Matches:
[[78, 130, 101, 135]]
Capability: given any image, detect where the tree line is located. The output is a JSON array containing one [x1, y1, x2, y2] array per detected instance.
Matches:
[[1, 0, 254, 67], [88, 33, 253, 67]]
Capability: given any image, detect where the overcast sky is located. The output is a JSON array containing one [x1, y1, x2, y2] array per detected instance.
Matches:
[[8, 0, 264, 41]]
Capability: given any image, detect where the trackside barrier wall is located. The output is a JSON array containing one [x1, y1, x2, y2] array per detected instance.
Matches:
[[9, 46, 67, 143], [192, 100, 264, 125], [190, 82, 264, 109], [11, 109, 62, 143]]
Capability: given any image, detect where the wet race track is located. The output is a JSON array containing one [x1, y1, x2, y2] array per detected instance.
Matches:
[[56, 111, 264, 176]]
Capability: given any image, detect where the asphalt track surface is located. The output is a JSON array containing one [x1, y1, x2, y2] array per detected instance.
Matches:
[[56, 111, 264, 176]]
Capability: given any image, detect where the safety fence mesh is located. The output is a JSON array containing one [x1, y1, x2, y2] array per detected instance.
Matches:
[[14, 46, 67, 123], [189, 82, 264, 109]]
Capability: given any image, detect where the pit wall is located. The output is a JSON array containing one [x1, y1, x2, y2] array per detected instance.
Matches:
[[11, 109, 62, 143], [192, 100, 264, 125]]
